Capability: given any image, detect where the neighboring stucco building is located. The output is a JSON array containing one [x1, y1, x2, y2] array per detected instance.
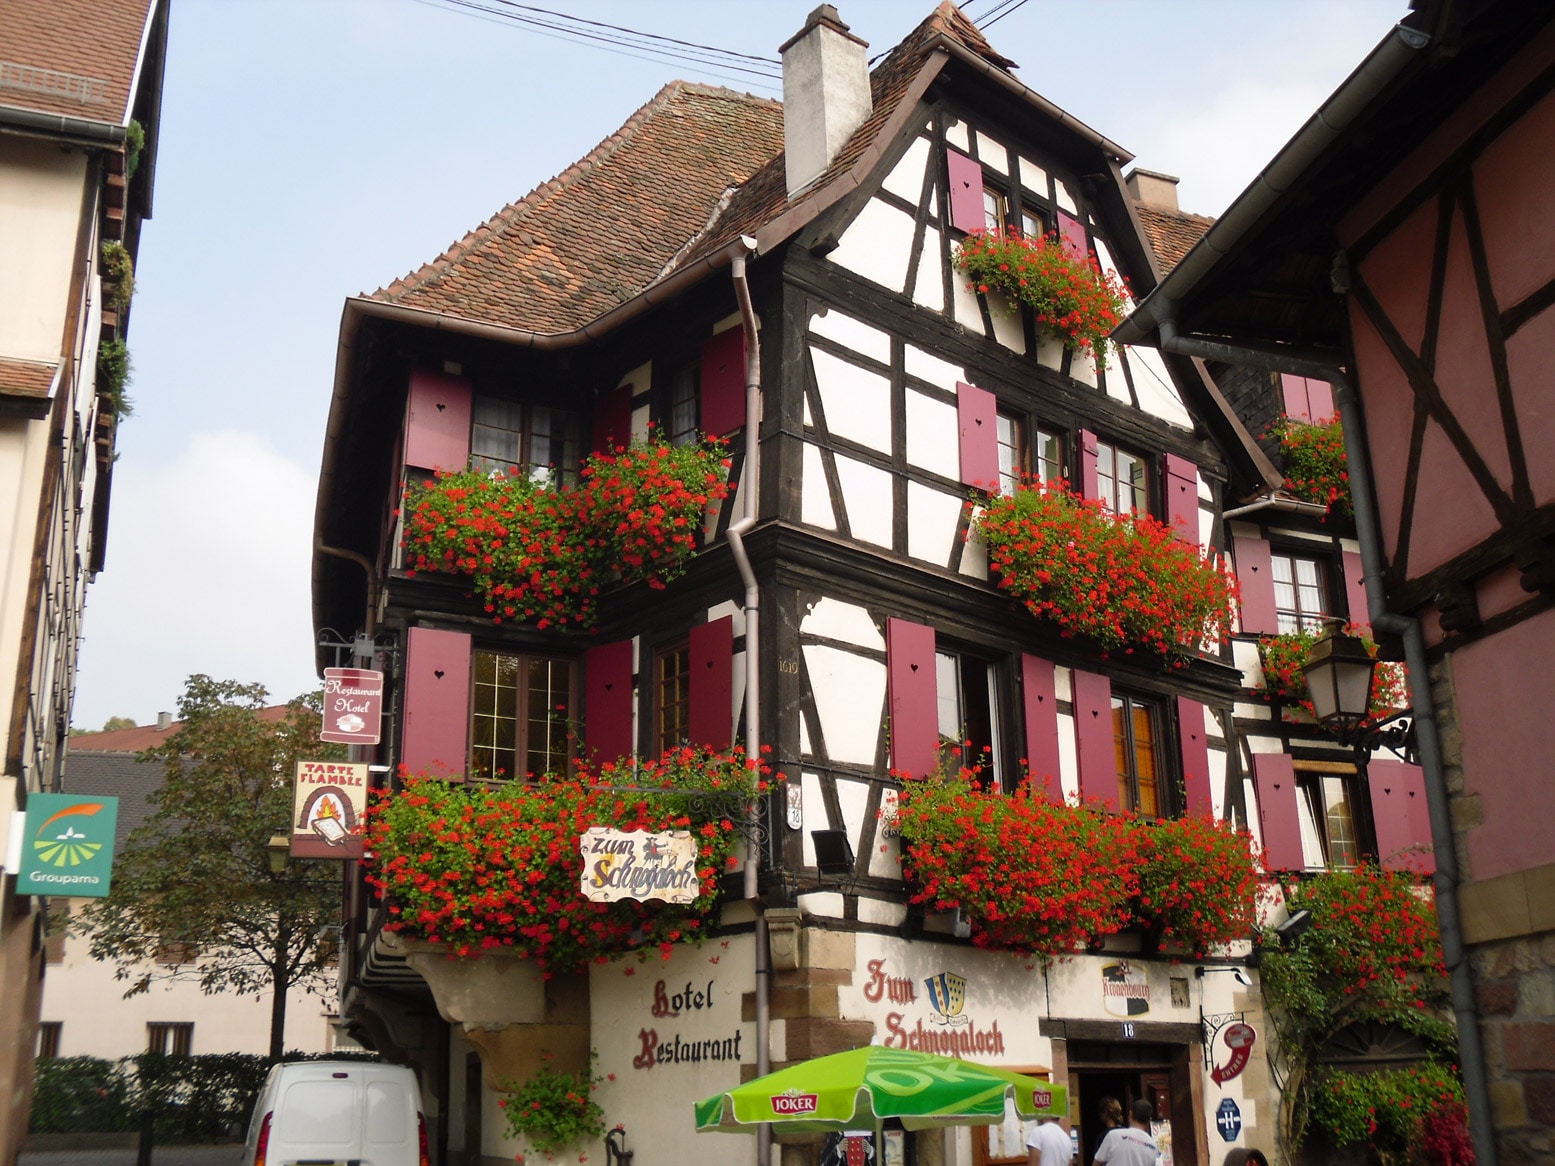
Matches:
[[0, 1, 168, 1154], [1116, 3, 1555, 1161], [41, 718, 344, 1060], [311, 6, 1435, 1166]]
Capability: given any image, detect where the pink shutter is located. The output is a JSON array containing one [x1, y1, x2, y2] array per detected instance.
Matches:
[[1057, 210, 1087, 257], [1342, 549, 1370, 629], [1164, 454, 1198, 544], [956, 382, 999, 489], [1077, 428, 1099, 501], [1022, 654, 1061, 803], [404, 370, 472, 472], [1308, 379, 1335, 420], [401, 627, 472, 780], [1177, 697, 1213, 817], [700, 328, 746, 438], [591, 384, 633, 455], [945, 148, 984, 234], [688, 616, 735, 752], [1368, 759, 1435, 874], [1251, 753, 1305, 871], [585, 640, 634, 762], [1071, 668, 1115, 807], [887, 618, 938, 778], [1280, 374, 1313, 421], [1232, 535, 1280, 635]]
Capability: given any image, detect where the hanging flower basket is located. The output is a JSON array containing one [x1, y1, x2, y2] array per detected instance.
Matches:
[[972, 482, 1238, 663], [364, 747, 766, 972], [953, 229, 1130, 370], [400, 437, 730, 628], [1266, 413, 1351, 518]]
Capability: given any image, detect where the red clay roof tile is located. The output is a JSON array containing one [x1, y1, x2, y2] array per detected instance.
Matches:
[[0, 358, 57, 399], [0, 0, 153, 124], [1135, 202, 1215, 273]]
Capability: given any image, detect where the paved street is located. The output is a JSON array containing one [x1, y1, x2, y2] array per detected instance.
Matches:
[[20, 1146, 243, 1166]]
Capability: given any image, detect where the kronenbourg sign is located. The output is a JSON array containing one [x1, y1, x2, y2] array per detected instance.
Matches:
[[580, 827, 699, 904], [290, 760, 368, 860], [18, 794, 119, 898]]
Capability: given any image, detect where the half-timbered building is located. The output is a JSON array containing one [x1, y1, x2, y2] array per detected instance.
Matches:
[[309, 6, 1378, 1164]]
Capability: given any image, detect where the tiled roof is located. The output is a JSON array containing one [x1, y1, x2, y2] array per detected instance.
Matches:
[[1135, 202, 1215, 273], [0, 0, 153, 124], [62, 751, 161, 851], [68, 706, 290, 754], [370, 2, 1016, 335], [0, 358, 57, 400], [371, 82, 785, 334]]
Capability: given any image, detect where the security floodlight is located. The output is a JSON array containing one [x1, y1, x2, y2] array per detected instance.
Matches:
[[811, 829, 855, 875], [1275, 908, 1313, 948]]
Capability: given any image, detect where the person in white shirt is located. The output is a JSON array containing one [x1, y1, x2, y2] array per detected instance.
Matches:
[[1092, 1098, 1159, 1166], [1025, 1115, 1073, 1166]]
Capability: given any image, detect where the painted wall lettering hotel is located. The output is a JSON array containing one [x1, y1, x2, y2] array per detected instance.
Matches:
[[312, 5, 1442, 1165]]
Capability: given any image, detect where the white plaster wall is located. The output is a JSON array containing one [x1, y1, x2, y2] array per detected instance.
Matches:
[[906, 482, 962, 568], [809, 308, 891, 366], [881, 136, 930, 204], [801, 443, 837, 530], [0, 418, 53, 776], [833, 454, 893, 548], [39, 919, 338, 1057], [829, 197, 914, 294], [0, 140, 86, 362], [800, 645, 883, 765], [812, 347, 892, 452]]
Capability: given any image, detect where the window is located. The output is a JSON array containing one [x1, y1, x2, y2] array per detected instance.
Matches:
[[154, 940, 197, 966], [1271, 553, 1330, 633], [935, 650, 1006, 791], [470, 651, 575, 781], [981, 186, 1007, 232], [147, 1023, 193, 1057], [471, 396, 582, 486], [1019, 204, 1047, 240], [996, 412, 1062, 494], [655, 641, 691, 751], [1296, 766, 1365, 869], [1111, 693, 1163, 817], [1096, 441, 1149, 515], [668, 365, 699, 447], [37, 1022, 61, 1059]]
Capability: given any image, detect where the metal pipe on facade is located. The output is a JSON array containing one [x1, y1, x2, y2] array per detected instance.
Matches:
[[1148, 311, 1497, 1166], [728, 237, 771, 1166]]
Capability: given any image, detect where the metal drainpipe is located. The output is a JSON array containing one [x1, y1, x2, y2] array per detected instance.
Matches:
[[1153, 313, 1497, 1166], [728, 237, 772, 1166]]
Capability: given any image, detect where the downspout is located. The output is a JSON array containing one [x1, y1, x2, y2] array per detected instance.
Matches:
[[1152, 310, 1497, 1166], [315, 540, 379, 636], [727, 237, 771, 1166]]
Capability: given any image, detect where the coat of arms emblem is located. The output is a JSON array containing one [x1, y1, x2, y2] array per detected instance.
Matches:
[[923, 971, 969, 1026]]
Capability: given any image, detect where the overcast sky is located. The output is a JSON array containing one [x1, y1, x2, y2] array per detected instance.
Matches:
[[70, 0, 1408, 729]]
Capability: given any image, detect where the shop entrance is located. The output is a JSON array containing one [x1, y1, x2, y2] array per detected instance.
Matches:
[[1068, 1041, 1196, 1166]]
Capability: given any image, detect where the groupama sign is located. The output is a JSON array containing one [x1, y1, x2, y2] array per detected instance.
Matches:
[[17, 794, 119, 898]]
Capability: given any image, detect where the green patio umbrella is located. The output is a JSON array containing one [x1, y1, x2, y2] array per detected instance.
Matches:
[[694, 1045, 1066, 1135]]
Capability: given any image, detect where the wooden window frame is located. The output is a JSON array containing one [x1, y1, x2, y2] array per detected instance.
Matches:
[[147, 1022, 193, 1057], [37, 1021, 61, 1059], [666, 363, 699, 448], [1269, 550, 1333, 634], [470, 395, 583, 487], [1095, 439, 1151, 516], [654, 639, 692, 753], [1294, 760, 1372, 870], [996, 409, 1064, 494], [1111, 691, 1168, 818], [470, 649, 577, 782], [934, 645, 1010, 793]]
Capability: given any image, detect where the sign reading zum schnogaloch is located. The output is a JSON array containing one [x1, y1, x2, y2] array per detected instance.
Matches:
[[18, 794, 119, 897], [580, 827, 699, 904]]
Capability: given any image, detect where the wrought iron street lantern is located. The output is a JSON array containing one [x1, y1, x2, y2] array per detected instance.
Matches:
[[1301, 624, 1378, 729]]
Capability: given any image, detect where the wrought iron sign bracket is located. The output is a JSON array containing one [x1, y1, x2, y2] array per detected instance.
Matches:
[[1200, 1007, 1247, 1050]]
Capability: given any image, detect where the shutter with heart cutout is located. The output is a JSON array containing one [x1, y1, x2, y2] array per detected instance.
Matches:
[[585, 640, 634, 761], [404, 370, 472, 473], [1071, 668, 1114, 807], [1178, 697, 1214, 817], [886, 617, 938, 778], [402, 626, 472, 780], [1368, 758, 1435, 874], [1022, 654, 1061, 803], [689, 616, 734, 752], [956, 381, 999, 490], [1251, 753, 1305, 870], [1232, 535, 1280, 635]]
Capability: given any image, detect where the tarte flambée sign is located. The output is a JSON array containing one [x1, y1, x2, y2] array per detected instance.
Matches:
[[291, 760, 367, 859]]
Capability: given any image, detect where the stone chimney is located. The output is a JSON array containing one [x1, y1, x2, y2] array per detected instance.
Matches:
[[156, 711, 172, 731], [1124, 168, 1181, 212], [780, 5, 872, 197]]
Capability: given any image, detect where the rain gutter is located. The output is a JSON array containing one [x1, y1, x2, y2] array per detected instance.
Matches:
[[1146, 306, 1497, 1166], [0, 104, 126, 146]]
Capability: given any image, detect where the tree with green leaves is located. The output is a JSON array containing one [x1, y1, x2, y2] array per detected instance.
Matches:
[[79, 676, 345, 1060]]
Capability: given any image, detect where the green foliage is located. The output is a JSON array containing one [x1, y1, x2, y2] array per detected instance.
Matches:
[[1258, 866, 1457, 1156], [1268, 413, 1351, 517], [1258, 625, 1409, 722], [499, 1055, 605, 1154], [77, 677, 346, 1060], [100, 240, 135, 313], [1306, 1062, 1464, 1159], [101, 715, 138, 732], [125, 120, 146, 178], [30, 1052, 382, 1141], [96, 338, 133, 418], [952, 228, 1130, 369]]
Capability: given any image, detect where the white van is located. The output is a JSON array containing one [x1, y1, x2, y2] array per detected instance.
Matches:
[[245, 1060, 430, 1166]]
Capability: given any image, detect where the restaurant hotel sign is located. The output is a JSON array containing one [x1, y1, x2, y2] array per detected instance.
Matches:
[[291, 760, 367, 859], [580, 827, 699, 905], [319, 668, 384, 745]]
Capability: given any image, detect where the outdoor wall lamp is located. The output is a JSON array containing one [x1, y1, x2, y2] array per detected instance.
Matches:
[[266, 832, 290, 874], [1302, 622, 1416, 761], [1195, 965, 1252, 987]]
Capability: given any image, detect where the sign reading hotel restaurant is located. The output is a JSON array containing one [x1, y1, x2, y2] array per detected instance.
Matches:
[[291, 760, 367, 859], [580, 827, 699, 904], [320, 668, 384, 745], [18, 794, 119, 898]]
